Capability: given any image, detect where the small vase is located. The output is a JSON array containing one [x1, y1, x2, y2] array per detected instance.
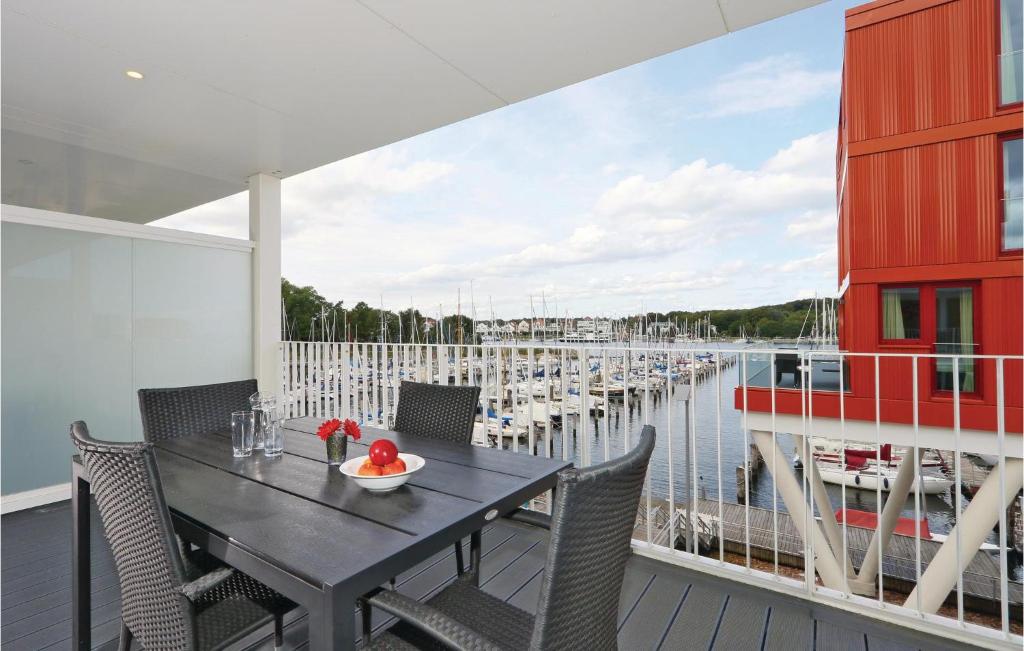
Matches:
[[326, 433, 348, 465]]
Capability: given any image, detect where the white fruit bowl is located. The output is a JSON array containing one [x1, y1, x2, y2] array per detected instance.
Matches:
[[338, 453, 425, 492]]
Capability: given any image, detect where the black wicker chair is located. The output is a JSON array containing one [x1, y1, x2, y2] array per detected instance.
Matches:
[[393, 380, 481, 444], [360, 425, 656, 650], [138, 379, 257, 442], [70, 421, 296, 650], [392, 381, 483, 581]]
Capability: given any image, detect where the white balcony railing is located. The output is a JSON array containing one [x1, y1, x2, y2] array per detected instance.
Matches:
[[279, 341, 1023, 649]]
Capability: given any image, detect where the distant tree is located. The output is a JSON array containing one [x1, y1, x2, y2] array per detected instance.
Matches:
[[281, 277, 827, 342]]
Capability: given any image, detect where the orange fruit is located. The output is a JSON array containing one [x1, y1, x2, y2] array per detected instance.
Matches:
[[391, 458, 406, 472], [357, 465, 383, 477]]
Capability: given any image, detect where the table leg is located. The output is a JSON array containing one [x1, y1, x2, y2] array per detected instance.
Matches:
[[307, 588, 356, 650], [469, 530, 482, 587], [72, 463, 91, 651]]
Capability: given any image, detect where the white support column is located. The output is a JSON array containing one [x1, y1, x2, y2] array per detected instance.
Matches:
[[249, 173, 282, 397], [852, 447, 920, 595], [905, 458, 1024, 614], [793, 434, 857, 578], [751, 430, 849, 591]]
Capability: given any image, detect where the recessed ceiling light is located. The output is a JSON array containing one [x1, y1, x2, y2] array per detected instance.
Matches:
[[125, 70, 144, 80]]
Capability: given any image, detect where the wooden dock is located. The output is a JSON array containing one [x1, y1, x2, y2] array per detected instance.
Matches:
[[637, 497, 1022, 618]]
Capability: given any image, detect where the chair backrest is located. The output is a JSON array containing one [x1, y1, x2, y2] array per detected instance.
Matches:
[[70, 422, 196, 649], [530, 425, 656, 651], [138, 379, 257, 442], [392, 381, 481, 444]]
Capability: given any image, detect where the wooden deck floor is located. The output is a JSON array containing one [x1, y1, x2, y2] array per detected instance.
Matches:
[[2, 500, 979, 650]]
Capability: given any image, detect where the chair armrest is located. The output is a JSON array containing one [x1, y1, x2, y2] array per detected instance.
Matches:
[[503, 507, 552, 530], [181, 566, 234, 601], [364, 588, 503, 651]]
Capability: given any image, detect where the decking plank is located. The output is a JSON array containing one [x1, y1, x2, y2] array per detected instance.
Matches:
[[710, 593, 770, 651], [617, 571, 690, 650], [2, 569, 120, 623], [865, 634, 918, 651], [480, 529, 548, 600], [368, 527, 514, 633], [762, 603, 814, 651], [616, 560, 657, 628], [815, 620, 867, 651], [658, 582, 727, 651]]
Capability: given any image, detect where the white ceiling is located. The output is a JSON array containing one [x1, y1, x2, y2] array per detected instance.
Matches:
[[1, 0, 822, 223]]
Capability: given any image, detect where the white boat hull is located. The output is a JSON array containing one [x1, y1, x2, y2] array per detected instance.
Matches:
[[816, 465, 953, 495]]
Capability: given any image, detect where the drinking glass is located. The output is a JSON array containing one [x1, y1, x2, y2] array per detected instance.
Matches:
[[263, 414, 284, 458], [231, 410, 255, 457]]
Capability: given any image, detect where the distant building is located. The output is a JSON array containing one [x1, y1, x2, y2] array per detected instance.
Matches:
[[650, 321, 673, 337]]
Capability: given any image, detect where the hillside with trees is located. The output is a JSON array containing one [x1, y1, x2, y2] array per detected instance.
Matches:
[[282, 278, 823, 342]]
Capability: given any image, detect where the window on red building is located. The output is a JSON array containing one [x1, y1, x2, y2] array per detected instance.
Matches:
[[1001, 0, 1023, 105], [881, 287, 920, 340], [1002, 135, 1022, 251], [935, 287, 976, 392], [880, 285, 980, 394]]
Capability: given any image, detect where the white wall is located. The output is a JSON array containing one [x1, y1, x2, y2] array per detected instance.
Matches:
[[1, 205, 254, 500]]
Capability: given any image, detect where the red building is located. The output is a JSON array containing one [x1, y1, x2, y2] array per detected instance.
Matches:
[[735, 0, 1023, 614], [741, 0, 1023, 436]]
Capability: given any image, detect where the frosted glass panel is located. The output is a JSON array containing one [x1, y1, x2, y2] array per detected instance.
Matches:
[[132, 239, 252, 438], [1, 221, 253, 494], [1, 223, 133, 494]]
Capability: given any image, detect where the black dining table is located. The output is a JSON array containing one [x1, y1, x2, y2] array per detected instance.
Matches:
[[72, 416, 571, 650]]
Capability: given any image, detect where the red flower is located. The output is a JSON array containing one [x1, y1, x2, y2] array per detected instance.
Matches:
[[342, 419, 361, 441], [316, 418, 342, 441]]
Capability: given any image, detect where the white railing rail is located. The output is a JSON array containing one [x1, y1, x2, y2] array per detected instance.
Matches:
[[280, 341, 1023, 648]]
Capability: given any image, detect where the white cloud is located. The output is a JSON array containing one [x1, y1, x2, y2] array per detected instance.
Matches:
[[392, 131, 836, 299], [291, 149, 454, 199], [763, 130, 837, 175], [151, 149, 455, 241], [796, 288, 817, 299], [699, 55, 839, 117], [773, 248, 837, 274], [594, 129, 835, 224], [786, 209, 836, 238]]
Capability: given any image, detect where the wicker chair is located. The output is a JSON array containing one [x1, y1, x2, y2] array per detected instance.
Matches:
[[393, 380, 483, 580], [360, 425, 656, 650], [393, 380, 481, 444], [138, 379, 257, 442], [70, 421, 296, 650]]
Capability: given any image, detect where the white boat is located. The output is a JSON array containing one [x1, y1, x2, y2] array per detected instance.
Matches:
[[516, 401, 562, 427], [473, 417, 528, 442], [588, 383, 626, 399], [796, 438, 944, 469], [815, 462, 953, 495], [563, 394, 605, 416]]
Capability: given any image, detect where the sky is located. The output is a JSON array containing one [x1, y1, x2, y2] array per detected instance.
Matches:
[[152, 1, 860, 319]]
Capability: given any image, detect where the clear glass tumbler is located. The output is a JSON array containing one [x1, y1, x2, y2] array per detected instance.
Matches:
[[230, 410, 255, 457], [263, 413, 284, 458]]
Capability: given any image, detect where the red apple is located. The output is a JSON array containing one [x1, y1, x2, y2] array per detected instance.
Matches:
[[368, 439, 398, 466]]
